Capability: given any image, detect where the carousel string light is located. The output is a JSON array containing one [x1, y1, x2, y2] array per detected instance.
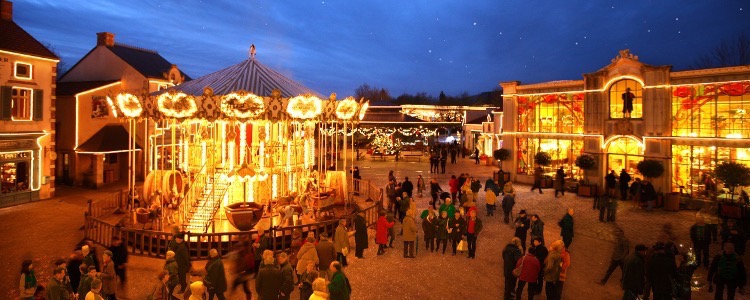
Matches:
[[116, 93, 143, 118], [335, 97, 359, 120], [157, 92, 198, 118], [220, 92, 265, 119], [287, 95, 323, 119]]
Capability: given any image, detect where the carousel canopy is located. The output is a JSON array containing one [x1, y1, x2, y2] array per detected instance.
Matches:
[[157, 57, 321, 98]]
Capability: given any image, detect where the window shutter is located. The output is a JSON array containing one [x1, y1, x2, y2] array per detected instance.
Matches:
[[33, 89, 43, 121], [0, 86, 11, 120]]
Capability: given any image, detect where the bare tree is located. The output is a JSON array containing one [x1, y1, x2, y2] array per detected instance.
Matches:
[[690, 33, 750, 69], [43, 42, 70, 76], [354, 83, 392, 102]]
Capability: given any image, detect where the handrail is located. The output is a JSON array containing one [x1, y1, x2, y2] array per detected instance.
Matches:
[[178, 160, 210, 225], [201, 176, 233, 232]]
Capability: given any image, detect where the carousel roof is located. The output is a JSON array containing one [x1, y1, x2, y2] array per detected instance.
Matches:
[[158, 57, 321, 98]]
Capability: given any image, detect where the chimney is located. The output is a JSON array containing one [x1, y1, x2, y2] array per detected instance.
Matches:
[[1, 0, 12, 21], [96, 32, 115, 47]]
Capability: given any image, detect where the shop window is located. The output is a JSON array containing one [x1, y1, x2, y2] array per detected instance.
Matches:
[[517, 92, 584, 133], [606, 137, 643, 176], [516, 137, 583, 176], [672, 145, 750, 196], [14, 62, 32, 80], [609, 79, 642, 119], [672, 81, 750, 138], [11, 87, 32, 121], [1, 161, 29, 194]]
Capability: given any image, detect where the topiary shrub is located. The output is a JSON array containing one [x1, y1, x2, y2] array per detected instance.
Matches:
[[637, 159, 665, 180], [494, 148, 511, 170], [534, 151, 552, 166], [574, 154, 596, 184]]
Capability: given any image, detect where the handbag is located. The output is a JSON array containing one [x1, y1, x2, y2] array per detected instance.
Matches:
[[512, 255, 526, 277], [341, 247, 349, 256], [457, 239, 468, 252]]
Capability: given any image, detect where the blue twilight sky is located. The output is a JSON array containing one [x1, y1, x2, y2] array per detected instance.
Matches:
[[13, 0, 750, 97]]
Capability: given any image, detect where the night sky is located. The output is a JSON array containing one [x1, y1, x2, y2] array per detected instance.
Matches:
[[14, 0, 750, 97]]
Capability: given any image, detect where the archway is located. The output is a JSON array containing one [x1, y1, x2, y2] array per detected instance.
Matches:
[[605, 136, 644, 176]]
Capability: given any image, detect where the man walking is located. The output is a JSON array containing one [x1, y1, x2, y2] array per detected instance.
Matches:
[[402, 209, 418, 258], [108, 236, 128, 293], [328, 261, 352, 300], [619, 169, 631, 200], [168, 233, 191, 294], [708, 242, 747, 300], [99, 250, 117, 300], [531, 166, 544, 194], [622, 244, 648, 300], [205, 249, 227, 300], [558, 208, 574, 249], [690, 216, 712, 268], [599, 228, 629, 285]]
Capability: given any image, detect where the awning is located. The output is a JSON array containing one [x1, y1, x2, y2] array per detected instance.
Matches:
[[76, 124, 142, 153]]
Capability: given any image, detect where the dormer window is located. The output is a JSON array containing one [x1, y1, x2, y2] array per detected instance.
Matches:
[[14, 62, 32, 80]]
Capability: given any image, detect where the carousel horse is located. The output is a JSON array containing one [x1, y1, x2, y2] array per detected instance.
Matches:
[[164, 188, 182, 224]]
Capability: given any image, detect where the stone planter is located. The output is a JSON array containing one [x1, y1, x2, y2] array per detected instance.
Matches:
[[578, 184, 597, 197]]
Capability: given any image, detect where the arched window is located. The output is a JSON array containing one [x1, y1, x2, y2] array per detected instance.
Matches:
[[609, 79, 643, 119]]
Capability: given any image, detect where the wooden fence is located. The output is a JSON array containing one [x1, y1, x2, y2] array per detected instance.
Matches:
[[85, 180, 383, 260]]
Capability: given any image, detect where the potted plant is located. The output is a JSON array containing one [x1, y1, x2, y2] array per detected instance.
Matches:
[[714, 161, 750, 202], [494, 148, 511, 182], [637, 159, 666, 207], [534, 152, 553, 188], [575, 154, 597, 196]]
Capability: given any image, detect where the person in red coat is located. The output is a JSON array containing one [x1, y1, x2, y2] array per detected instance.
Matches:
[[448, 175, 460, 201], [376, 211, 395, 255], [515, 250, 542, 300]]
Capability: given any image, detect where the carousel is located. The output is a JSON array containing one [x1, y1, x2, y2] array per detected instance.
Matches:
[[111, 46, 369, 233]]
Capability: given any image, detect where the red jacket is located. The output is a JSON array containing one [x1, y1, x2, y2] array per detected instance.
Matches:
[[449, 179, 459, 193], [515, 253, 541, 283], [376, 216, 394, 245]]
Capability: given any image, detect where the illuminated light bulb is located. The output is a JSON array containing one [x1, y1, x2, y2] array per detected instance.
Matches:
[[259, 141, 265, 170], [272, 174, 278, 198], [201, 141, 207, 167], [239, 124, 247, 163]]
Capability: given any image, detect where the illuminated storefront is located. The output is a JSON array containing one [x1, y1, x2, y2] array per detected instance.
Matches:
[[499, 49, 750, 195]]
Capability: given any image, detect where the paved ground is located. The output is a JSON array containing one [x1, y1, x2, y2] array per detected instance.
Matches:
[[0, 155, 743, 299]]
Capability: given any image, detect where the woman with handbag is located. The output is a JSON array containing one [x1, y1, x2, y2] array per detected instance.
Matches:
[[334, 219, 350, 266], [514, 249, 541, 300], [449, 210, 466, 255]]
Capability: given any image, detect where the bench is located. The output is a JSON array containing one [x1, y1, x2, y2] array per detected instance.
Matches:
[[371, 153, 387, 161], [402, 154, 423, 162]]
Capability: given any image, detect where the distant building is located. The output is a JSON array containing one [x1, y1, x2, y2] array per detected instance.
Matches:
[[498, 49, 750, 197], [56, 32, 188, 188], [0, 0, 59, 206]]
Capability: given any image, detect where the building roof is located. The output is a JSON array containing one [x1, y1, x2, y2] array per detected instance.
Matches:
[[466, 115, 489, 124], [77, 124, 141, 153], [158, 57, 321, 98], [0, 19, 58, 60], [108, 43, 191, 81], [56, 80, 119, 96], [360, 112, 426, 123]]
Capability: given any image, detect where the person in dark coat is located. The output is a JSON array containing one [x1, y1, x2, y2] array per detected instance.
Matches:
[[673, 249, 698, 300], [473, 147, 480, 164], [502, 238, 523, 300], [622, 244, 648, 300], [255, 251, 282, 300], [46, 267, 69, 300], [316, 233, 337, 280], [647, 243, 676, 300], [721, 219, 746, 255], [641, 180, 657, 211], [619, 169, 631, 200], [402, 177, 414, 198], [421, 207, 438, 252], [599, 228, 629, 285], [690, 216, 713, 268], [253, 229, 270, 278], [605, 170, 617, 197], [448, 210, 466, 255], [168, 233, 191, 293], [204, 249, 227, 300], [278, 252, 295, 300], [531, 166, 544, 194], [353, 211, 368, 258], [108, 236, 128, 291], [529, 214, 545, 247], [66, 251, 83, 292], [514, 210, 531, 252], [554, 167, 566, 197], [429, 178, 443, 209], [82, 245, 99, 272], [558, 208, 574, 249], [440, 148, 448, 173], [436, 211, 450, 254], [707, 242, 747, 300], [502, 194, 516, 224], [530, 237, 549, 295]]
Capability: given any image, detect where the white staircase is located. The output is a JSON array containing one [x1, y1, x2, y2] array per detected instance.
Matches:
[[184, 174, 231, 233]]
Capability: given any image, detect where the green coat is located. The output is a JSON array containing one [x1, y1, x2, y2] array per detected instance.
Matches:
[[402, 215, 418, 242], [328, 271, 351, 300], [164, 258, 179, 287], [205, 257, 227, 292], [439, 204, 455, 220]]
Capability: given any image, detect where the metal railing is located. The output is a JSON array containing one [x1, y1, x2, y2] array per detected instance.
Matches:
[[178, 161, 210, 225]]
